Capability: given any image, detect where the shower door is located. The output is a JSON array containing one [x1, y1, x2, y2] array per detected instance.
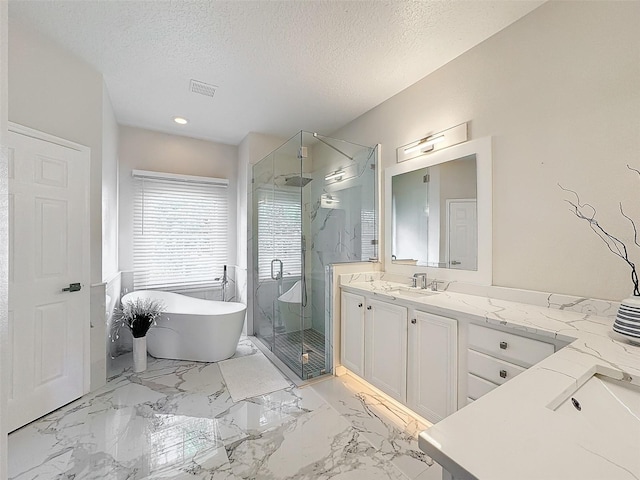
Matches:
[[252, 131, 378, 381], [252, 151, 276, 350], [253, 133, 306, 379]]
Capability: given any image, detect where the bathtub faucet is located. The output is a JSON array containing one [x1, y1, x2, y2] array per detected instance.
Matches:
[[214, 265, 229, 302]]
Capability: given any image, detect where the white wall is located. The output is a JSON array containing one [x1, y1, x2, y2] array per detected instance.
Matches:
[[0, 1, 9, 475], [8, 20, 117, 390], [332, 1, 640, 301], [9, 21, 104, 285], [102, 85, 119, 282], [118, 125, 239, 273]]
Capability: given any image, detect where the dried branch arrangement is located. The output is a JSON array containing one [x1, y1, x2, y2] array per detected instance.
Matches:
[[560, 165, 640, 296]]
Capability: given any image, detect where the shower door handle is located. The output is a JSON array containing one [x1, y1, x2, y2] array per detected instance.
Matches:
[[271, 259, 283, 280]]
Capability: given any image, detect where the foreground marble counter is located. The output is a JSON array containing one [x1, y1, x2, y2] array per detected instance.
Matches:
[[340, 274, 640, 480]]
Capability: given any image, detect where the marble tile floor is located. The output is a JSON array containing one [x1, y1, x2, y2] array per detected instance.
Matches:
[[8, 337, 442, 480]]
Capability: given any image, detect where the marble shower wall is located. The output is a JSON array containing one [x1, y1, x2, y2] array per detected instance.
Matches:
[[308, 143, 377, 334]]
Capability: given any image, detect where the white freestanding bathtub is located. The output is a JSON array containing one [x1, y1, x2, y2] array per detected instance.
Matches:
[[278, 280, 303, 333], [121, 290, 246, 363]]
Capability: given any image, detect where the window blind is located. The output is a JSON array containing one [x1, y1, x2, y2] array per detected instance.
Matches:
[[257, 188, 302, 281], [133, 174, 228, 290], [361, 208, 377, 260]]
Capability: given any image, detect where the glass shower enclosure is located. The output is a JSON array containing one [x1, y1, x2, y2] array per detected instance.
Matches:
[[251, 131, 377, 380]]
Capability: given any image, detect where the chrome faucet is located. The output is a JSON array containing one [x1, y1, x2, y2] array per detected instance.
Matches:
[[214, 265, 229, 301], [412, 273, 428, 289]]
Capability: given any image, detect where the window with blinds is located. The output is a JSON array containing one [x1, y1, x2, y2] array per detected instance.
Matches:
[[133, 172, 228, 291], [361, 209, 377, 260], [256, 188, 302, 281]]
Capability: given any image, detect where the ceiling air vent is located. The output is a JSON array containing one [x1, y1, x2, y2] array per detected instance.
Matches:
[[190, 79, 217, 98]]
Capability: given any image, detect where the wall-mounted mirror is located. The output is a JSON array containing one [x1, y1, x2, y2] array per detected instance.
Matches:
[[391, 154, 477, 270], [385, 137, 492, 285]]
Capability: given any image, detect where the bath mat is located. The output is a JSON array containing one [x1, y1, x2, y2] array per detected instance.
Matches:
[[219, 352, 291, 402]]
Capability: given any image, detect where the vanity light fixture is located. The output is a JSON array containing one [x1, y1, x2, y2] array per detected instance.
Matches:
[[324, 170, 345, 181], [403, 134, 445, 155], [397, 122, 468, 163], [173, 117, 188, 125]]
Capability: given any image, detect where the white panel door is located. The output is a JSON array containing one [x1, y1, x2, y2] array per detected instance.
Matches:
[[341, 291, 365, 377], [8, 125, 90, 432], [364, 298, 407, 402], [407, 310, 458, 423], [447, 199, 477, 270]]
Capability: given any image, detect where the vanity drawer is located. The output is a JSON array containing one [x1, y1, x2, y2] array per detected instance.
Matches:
[[467, 349, 525, 385], [467, 373, 498, 400], [468, 323, 554, 368]]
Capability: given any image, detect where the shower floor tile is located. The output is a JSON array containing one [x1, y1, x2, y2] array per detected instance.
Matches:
[[274, 328, 326, 378], [8, 336, 440, 480], [258, 328, 327, 379]]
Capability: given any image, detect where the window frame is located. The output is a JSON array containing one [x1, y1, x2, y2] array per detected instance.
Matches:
[[132, 169, 229, 291], [256, 186, 303, 281]]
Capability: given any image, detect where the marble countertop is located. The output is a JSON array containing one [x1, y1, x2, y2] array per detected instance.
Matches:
[[340, 275, 640, 480]]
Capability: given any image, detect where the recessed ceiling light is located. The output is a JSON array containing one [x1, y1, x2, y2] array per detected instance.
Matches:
[[173, 117, 188, 125]]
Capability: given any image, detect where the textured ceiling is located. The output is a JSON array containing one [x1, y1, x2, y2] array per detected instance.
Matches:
[[9, 1, 544, 145]]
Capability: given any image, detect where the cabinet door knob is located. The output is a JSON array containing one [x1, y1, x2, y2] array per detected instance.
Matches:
[[358, 303, 363, 308], [366, 305, 372, 310], [500, 341, 508, 350], [411, 318, 417, 324], [499, 369, 508, 379]]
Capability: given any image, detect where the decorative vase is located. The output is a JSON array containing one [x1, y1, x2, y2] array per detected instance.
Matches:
[[613, 296, 640, 341], [133, 336, 147, 373]]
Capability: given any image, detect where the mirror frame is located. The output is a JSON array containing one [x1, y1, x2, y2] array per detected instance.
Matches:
[[384, 136, 492, 285]]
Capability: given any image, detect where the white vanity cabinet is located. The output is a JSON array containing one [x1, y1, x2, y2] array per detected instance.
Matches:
[[466, 323, 555, 402], [364, 297, 408, 403], [341, 291, 366, 377], [341, 290, 459, 420], [407, 310, 458, 422], [341, 291, 408, 402]]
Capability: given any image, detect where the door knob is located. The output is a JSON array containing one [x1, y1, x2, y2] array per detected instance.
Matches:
[[366, 305, 372, 310], [62, 283, 81, 292], [411, 319, 417, 324], [358, 303, 363, 308], [451, 260, 461, 265]]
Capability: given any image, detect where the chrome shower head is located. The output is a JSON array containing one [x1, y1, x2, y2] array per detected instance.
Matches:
[[284, 176, 313, 187]]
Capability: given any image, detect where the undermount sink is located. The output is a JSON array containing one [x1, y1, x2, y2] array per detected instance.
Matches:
[[550, 373, 640, 472], [552, 373, 640, 422], [386, 288, 439, 299]]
